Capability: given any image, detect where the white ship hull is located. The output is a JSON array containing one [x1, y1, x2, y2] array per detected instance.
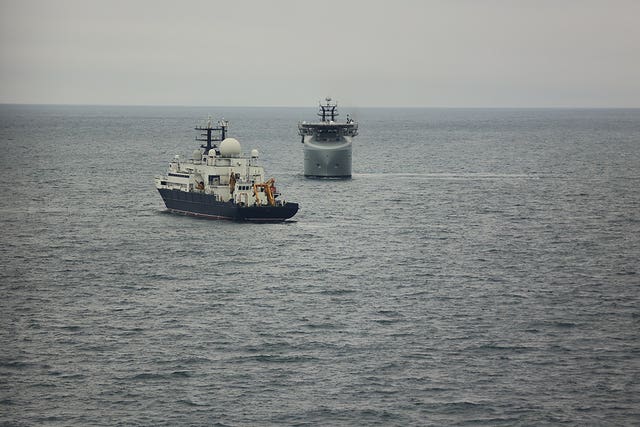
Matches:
[[303, 136, 353, 178]]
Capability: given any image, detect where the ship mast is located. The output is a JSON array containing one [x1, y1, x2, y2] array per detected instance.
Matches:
[[195, 116, 229, 154], [318, 97, 339, 122]]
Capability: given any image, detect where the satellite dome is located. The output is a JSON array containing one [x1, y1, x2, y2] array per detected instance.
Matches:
[[192, 149, 202, 160], [251, 149, 259, 158], [220, 138, 241, 157]]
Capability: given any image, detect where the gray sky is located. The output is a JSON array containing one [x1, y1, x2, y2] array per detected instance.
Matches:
[[1, 0, 639, 107]]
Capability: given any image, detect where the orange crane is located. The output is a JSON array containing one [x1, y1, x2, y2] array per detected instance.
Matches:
[[253, 178, 276, 206]]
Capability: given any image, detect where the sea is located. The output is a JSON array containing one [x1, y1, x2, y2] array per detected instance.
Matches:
[[0, 105, 639, 426]]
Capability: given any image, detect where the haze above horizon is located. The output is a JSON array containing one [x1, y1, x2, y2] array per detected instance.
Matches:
[[1, 0, 639, 108]]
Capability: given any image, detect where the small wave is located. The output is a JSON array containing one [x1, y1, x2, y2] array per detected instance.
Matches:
[[318, 288, 356, 295], [280, 406, 402, 424], [175, 356, 212, 364], [57, 325, 83, 331], [303, 322, 341, 330], [353, 172, 540, 180], [377, 309, 400, 315], [234, 354, 319, 364], [373, 318, 401, 325], [130, 372, 167, 381], [59, 373, 87, 380], [32, 382, 57, 388], [553, 321, 577, 328], [0, 360, 45, 370], [616, 270, 636, 276], [177, 399, 208, 407], [472, 343, 536, 353], [436, 401, 493, 413]]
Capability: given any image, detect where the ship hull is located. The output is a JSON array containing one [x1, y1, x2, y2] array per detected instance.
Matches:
[[303, 137, 352, 178], [157, 188, 298, 221]]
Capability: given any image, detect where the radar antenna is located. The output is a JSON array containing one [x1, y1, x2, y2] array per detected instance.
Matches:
[[195, 116, 229, 154], [318, 97, 338, 122]]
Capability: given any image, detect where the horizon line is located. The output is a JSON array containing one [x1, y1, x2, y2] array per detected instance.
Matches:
[[1, 102, 639, 110]]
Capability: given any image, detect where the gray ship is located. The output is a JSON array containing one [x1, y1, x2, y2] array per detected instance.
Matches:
[[298, 98, 358, 178]]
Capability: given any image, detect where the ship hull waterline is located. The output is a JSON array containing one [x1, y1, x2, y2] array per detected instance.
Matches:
[[158, 188, 298, 222]]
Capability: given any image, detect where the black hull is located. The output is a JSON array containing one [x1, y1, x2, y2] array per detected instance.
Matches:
[[157, 189, 298, 222]]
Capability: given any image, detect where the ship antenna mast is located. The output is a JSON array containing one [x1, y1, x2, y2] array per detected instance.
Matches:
[[195, 116, 229, 154], [318, 96, 338, 122]]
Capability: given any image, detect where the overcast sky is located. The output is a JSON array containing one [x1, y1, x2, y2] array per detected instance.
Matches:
[[1, 0, 639, 107]]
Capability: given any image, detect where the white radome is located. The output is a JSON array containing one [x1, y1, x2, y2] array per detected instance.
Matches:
[[220, 137, 241, 157], [251, 149, 259, 158]]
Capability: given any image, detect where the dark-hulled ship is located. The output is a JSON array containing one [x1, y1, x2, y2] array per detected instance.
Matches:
[[298, 97, 358, 178], [155, 118, 298, 221]]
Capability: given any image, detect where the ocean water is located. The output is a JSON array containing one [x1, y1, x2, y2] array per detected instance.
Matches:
[[1, 105, 639, 426]]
